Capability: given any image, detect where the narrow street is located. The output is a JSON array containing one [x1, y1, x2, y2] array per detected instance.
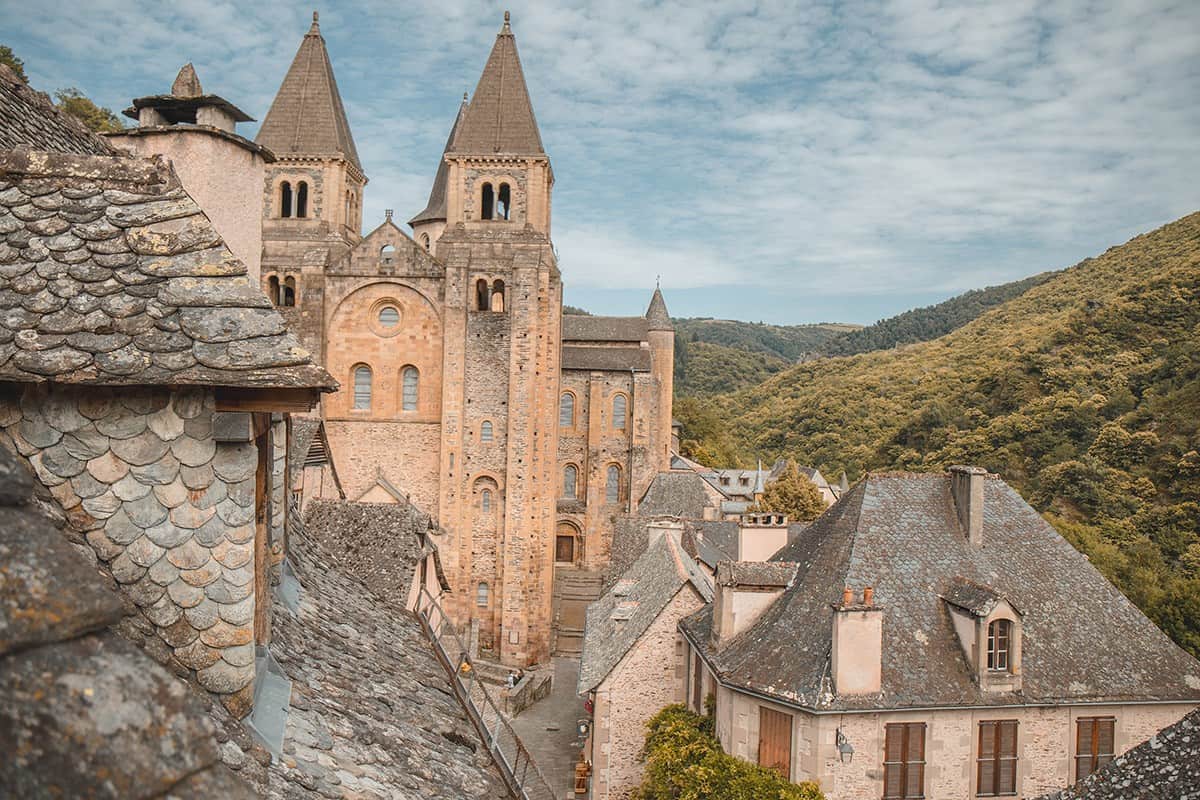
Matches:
[[509, 658, 588, 799]]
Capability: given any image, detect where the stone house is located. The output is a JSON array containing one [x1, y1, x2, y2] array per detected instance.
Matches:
[[578, 520, 712, 799], [0, 61, 336, 717], [678, 467, 1200, 799], [250, 13, 676, 665]]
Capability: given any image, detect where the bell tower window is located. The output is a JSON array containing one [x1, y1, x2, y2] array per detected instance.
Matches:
[[267, 274, 280, 304], [279, 182, 293, 218], [282, 276, 296, 307], [476, 278, 490, 311], [295, 181, 309, 218], [481, 182, 494, 220], [491, 280, 505, 312], [497, 183, 511, 220]]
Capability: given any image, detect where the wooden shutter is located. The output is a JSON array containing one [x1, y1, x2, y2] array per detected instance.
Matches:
[[885, 723, 926, 799], [757, 706, 792, 779], [978, 721, 1018, 796], [1076, 717, 1116, 781], [692, 653, 703, 711]]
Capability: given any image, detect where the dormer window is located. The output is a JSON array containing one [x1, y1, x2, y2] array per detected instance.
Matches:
[[987, 619, 1012, 672]]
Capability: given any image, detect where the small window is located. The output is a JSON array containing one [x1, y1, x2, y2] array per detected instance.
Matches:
[[378, 306, 400, 328], [381, 244, 396, 265], [280, 181, 293, 218], [606, 465, 621, 505], [476, 581, 489, 607], [977, 720, 1018, 797], [481, 421, 494, 442], [267, 275, 280, 304], [883, 722, 926, 799], [562, 465, 577, 499], [481, 488, 492, 514], [491, 279, 505, 312], [476, 278, 490, 311], [401, 366, 419, 411], [612, 394, 627, 429], [282, 276, 296, 307], [481, 182, 494, 220], [987, 619, 1012, 672], [296, 181, 309, 218], [555, 534, 575, 563], [1076, 718, 1115, 781], [559, 392, 575, 428], [497, 183, 511, 220], [345, 191, 351, 222], [353, 365, 372, 410], [421, 233, 430, 252]]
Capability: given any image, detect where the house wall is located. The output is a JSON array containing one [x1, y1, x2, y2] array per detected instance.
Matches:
[[591, 587, 704, 799], [737, 526, 790, 561], [0, 382, 268, 716]]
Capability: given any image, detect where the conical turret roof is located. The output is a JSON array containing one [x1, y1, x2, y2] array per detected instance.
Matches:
[[409, 94, 469, 226], [448, 12, 544, 156], [256, 12, 361, 171], [646, 286, 672, 330]]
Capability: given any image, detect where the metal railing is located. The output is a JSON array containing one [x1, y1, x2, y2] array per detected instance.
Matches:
[[415, 587, 557, 800]]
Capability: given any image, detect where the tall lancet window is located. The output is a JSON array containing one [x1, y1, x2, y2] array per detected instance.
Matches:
[[481, 183, 494, 220], [497, 183, 511, 220]]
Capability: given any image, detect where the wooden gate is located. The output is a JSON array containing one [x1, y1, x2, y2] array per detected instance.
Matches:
[[551, 567, 602, 656]]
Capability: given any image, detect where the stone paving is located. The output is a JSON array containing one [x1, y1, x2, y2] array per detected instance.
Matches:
[[509, 657, 588, 799]]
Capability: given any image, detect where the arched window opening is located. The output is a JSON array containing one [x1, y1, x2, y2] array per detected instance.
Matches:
[[481, 488, 493, 514], [378, 306, 399, 328], [559, 392, 575, 428], [345, 191, 351, 223], [480, 182, 494, 220], [563, 465, 577, 499], [612, 394, 627, 430], [279, 182, 293, 218], [477, 581, 490, 607], [267, 275, 281, 305], [295, 181, 309, 218], [497, 183, 511, 220], [353, 365, 372, 410], [401, 366, 419, 411], [381, 243, 396, 265], [606, 465, 621, 505], [421, 233, 430, 252], [282, 276, 296, 307], [987, 619, 1012, 672], [476, 278, 490, 311], [481, 421, 494, 443], [491, 279, 505, 312]]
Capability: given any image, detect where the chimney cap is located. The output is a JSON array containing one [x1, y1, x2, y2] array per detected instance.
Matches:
[[949, 465, 988, 476]]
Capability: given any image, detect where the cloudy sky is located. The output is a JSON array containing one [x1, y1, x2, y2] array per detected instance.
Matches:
[[4, 0, 1197, 324]]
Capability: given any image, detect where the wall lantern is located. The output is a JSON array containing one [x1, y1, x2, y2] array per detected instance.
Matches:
[[836, 729, 854, 764]]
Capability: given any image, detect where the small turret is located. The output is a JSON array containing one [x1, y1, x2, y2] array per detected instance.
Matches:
[[645, 285, 672, 331]]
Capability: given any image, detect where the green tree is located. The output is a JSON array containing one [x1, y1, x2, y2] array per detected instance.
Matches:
[[756, 459, 825, 522], [54, 87, 124, 133], [0, 44, 27, 82]]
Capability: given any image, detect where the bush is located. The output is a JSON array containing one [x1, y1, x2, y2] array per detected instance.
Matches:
[[632, 705, 824, 800]]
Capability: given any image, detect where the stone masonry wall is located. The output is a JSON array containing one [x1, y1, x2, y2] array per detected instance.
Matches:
[[0, 382, 259, 714], [594, 587, 704, 799]]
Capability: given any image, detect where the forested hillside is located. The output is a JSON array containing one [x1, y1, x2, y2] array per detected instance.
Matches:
[[821, 272, 1056, 356], [673, 318, 856, 361], [695, 213, 1200, 656]]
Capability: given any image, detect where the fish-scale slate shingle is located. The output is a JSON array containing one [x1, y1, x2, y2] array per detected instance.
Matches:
[[681, 472, 1200, 711], [579, 532, 711, 694], [0, 148, 334, 390], [0, 444, 255, 799]]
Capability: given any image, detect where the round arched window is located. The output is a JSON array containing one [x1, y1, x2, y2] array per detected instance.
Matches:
[[378, 306, 400, 328]]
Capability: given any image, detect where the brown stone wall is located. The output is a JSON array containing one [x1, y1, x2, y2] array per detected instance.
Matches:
[[592, 586, 704, 799], [0, 382, 261, 714]]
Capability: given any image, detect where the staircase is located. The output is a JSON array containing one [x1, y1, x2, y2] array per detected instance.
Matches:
[[551, 568, 604, 657]]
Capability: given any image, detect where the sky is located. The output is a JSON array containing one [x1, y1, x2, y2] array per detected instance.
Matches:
[[3, 0, 1197, 324]]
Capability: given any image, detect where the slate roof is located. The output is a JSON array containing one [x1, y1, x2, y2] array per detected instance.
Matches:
[[449, 13, 544, 156], [287, 417, 343, 496], [561, 345, 651, 372], [409, 96, 468, 226], [0, 444, 254, 798], [561, 315, 648, 342], [235, 510, 506, 799], [637, 471, 713, 518], [303, 499, 450, 599], [256, 13, 362, 172], [681, 472, 1200, 711], [1035, 708, 1200, 800], [942, 577, 1012, 617], [579, 532, 711, 694], [0, 148, 334, 390], [645, 287, 671, 331], [0, 64, 116, 156]]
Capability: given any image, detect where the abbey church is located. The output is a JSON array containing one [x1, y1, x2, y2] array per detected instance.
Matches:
[[254, 13, 674, 666]]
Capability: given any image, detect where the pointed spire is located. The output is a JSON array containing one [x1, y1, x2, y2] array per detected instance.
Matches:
[[448, 12, 544, 155], [256, 11, 362, 171], [409, 94, 470, 226], [171, 63, 203, 97], [753, 460, 766, 495], [646, 286, 672, 331]]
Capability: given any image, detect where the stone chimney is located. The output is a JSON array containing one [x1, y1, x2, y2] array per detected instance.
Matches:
[[647, 518, 684, 547], [949, 466, 987, 545], [736, 512, 789, 562], [711, 561, 798, 648], [831, 586, 883, 695]]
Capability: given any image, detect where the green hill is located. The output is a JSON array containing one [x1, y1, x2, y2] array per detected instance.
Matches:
[[821, 272, 1057, 356], [673, 318, 857, 361], [699, 213, 1200, 656]]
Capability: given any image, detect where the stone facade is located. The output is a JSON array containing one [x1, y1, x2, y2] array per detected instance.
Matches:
[[0, 382, 280, 714]]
